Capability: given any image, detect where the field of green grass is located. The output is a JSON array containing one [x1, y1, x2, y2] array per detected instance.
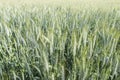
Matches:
[[0, 0, 120, 80]]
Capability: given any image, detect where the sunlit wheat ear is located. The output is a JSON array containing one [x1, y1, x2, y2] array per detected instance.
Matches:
[[72, 31, 77, 57], [51, 73, 55, 80], [50, 29, 54, 55], [82, 26, 88, 47], [61, 66, 65, 80], [78, 33, 82, 49], [43, 51, 49, 73]]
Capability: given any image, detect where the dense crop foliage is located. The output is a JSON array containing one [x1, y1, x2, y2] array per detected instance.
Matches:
[[0, 6, 120, 80]]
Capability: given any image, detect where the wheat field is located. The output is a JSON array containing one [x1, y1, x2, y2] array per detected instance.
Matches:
[[0, 0, 120, 80]]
